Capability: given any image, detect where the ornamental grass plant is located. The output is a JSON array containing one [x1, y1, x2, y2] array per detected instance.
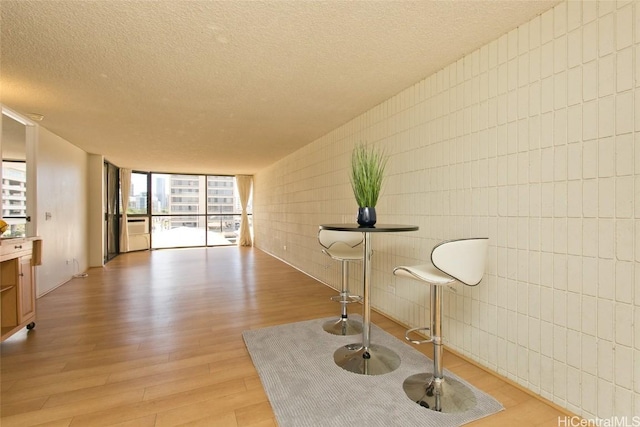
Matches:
[[350, 143, 388, 208]]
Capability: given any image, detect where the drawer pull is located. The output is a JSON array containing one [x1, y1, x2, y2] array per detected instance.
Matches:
[[14, 245, 22, 249]]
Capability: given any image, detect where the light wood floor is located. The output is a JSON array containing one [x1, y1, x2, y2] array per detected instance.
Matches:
[[1, 247, 567, 426]]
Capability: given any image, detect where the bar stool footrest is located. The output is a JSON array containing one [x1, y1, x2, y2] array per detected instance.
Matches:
[[330, 294, 362, 304], [405, 326, 433, 345]]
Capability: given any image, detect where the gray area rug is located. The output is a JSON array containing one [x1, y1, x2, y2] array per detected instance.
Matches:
[[242, 316, 504, 426]]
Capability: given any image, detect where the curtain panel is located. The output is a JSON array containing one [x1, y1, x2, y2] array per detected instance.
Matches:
[[235, 175, 253, 247], [119, 168, 131, 252]]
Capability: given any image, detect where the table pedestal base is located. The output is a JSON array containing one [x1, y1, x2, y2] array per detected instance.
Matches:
[[333, 343, 401, 375]]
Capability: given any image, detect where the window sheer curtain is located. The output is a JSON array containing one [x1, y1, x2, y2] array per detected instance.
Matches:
[[235, 175, 253, 247], [119, 168, 131, 253]]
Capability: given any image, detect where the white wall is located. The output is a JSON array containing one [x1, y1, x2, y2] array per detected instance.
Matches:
[[88, 154, 104, 267], [36, 126, 89, 296], [254, 0, 639, 419]]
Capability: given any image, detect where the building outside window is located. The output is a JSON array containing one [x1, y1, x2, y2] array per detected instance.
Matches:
[[1, 161, 27, 237]]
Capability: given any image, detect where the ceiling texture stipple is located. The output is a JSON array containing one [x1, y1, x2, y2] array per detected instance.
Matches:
[[1, 0, 559, 175]]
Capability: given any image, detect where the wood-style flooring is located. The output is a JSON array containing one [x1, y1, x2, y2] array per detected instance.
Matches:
[[1, 247, 568, 426]]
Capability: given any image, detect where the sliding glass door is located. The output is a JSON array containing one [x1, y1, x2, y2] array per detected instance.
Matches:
[[104, 162, 119, 262]]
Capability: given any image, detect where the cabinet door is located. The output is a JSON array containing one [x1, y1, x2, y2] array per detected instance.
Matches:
[[18, 255, 35, 322]]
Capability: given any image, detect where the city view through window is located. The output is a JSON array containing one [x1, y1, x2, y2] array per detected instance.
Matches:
[[1, 161, 27, 238], [126, 173, 252, 249]]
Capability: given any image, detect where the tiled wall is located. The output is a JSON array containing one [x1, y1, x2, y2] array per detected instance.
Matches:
[[253, 0, 638, 419]]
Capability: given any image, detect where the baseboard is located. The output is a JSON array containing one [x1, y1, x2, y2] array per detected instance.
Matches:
[[443, 343, 577, 418], [37, 276, 74, 298]]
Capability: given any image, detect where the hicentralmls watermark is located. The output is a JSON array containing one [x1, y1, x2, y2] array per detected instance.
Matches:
[[558, 416, 640, 427]]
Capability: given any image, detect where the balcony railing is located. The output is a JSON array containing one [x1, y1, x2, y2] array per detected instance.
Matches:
[[148, 213, 251, 249]]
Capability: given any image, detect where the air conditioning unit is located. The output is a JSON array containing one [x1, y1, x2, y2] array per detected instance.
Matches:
[[127, 217, 150, 251], [127, 217, 148, 234]]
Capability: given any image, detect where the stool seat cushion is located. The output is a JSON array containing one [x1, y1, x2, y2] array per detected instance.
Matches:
[[323, 242, 363, 261], [393, 264, 455, 285]]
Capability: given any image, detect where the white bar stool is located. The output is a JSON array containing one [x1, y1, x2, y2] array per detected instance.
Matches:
[[393, 237, 488, 413], [318, 229, 363, 336]]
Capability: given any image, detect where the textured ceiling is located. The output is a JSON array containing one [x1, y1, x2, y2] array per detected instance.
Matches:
[[1, 0, 559, 175]]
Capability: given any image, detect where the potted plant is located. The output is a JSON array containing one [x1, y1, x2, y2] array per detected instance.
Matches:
[[350, 143, 388, 226]]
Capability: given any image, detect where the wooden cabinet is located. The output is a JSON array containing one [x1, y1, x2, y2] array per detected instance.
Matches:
[[1, 238, 41, 342], [18, 254, 35, 323]]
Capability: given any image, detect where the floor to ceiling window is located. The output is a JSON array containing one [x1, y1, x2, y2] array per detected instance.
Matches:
[[108, 170, 252, 258], [145, 173, 251, 249]]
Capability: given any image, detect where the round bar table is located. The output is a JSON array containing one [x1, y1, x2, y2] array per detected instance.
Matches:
[[319, 223, 418, 375]]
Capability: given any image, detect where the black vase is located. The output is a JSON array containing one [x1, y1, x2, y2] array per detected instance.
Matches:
[[356, 207, 377, 227]]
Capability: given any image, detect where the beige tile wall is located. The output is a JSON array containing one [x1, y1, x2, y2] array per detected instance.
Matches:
[[254, 0, 638, 419]]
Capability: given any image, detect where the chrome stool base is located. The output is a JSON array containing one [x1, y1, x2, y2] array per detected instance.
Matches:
[[334, 343, 400, 375], [403, 373, 477, 413], [322, 317, 362, 336]]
